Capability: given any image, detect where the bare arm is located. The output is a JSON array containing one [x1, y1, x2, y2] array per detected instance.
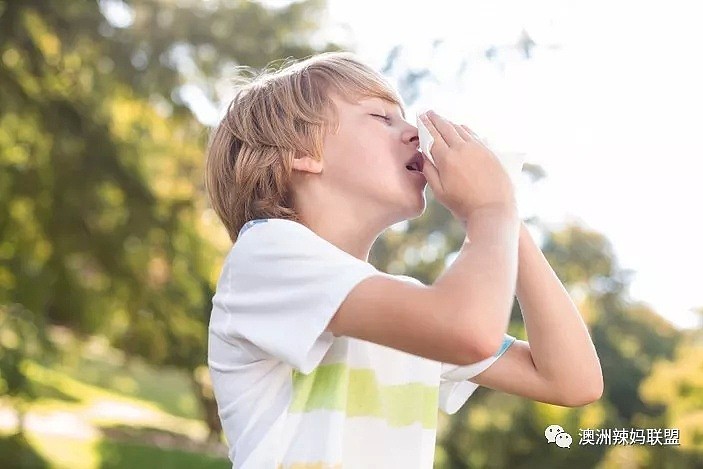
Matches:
[[466, 222, 603, 407], [327, 203, 521, 366], [431, 203, 521, 354], [514, 222, 603, 402]]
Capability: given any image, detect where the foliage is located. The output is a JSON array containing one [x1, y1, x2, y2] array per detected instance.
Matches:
[[1, 0, 701, 466], [0, 0, 341, 440]]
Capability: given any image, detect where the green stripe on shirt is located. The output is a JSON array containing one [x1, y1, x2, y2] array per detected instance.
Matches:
[[291, 364, 438, 429]]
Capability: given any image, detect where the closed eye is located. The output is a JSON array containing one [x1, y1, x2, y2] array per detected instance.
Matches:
[[371, 113, 391, 123]]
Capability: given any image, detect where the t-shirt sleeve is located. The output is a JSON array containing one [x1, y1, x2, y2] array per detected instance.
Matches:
[[438, 333, 517, 414], [389, 275, 518, 414], [211, 219, 381, 375]]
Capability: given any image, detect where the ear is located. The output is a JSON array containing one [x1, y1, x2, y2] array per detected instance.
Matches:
[[292, 154, 324, 174]]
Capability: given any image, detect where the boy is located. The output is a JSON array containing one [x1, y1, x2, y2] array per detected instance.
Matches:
[[205, 51, 600, 468]]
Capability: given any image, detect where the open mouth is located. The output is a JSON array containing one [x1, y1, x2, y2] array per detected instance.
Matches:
[[405, 152, 424, 172]]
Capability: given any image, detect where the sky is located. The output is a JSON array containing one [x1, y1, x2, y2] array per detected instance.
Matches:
[[133, 0, 703, 330], [307, 0, 702, 330]]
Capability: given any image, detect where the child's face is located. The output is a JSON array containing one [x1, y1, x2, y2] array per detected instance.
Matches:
[[292, 92, 426, 225]]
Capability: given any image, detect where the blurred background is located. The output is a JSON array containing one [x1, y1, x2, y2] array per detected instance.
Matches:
[[1, 0, 701, 467]]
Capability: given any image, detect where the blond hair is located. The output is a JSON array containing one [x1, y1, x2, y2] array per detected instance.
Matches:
[[204, 51, 405, 243]]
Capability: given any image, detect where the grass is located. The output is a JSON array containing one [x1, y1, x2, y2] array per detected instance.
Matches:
[[0, 329, 229, 468], [98, 440, 229, 469], [0, 431, 230, 469], [50, 354, 200, 420], [38, 332, 201, 420]]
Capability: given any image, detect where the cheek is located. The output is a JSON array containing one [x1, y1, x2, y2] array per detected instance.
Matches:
[[323, 129, 398, 181], [352, 144, 397, 181], [354, 131, 396, 167]]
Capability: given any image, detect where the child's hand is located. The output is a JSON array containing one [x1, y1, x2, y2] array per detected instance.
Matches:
[[419, 111, 517, 222]]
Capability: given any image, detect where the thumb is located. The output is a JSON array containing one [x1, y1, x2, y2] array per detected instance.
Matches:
[[420, 153, 442, 192]]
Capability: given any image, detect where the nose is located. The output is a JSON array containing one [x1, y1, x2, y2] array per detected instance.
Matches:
[[402, 125, 420, 148]]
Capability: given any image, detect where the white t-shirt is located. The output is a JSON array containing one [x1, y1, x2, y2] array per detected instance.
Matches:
[[208, 218, 516, 468]]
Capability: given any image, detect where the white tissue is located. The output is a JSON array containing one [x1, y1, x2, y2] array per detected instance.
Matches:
[[416, 112, 436, 167], [493, 150, 526, 189], [415, 112, 525, 188]]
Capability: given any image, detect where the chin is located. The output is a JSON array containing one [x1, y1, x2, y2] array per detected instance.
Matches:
[[373, 175, 426, 221], [403, 188, 427, 220]]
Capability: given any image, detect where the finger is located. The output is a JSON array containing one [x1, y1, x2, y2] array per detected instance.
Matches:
[[419, 152, 443, 192], [427, 111, 465, 147], [450, 122, 471, 142], [419, 112, 448, 156], [459, 124, 478, 140], [459, 124, 487, 146]]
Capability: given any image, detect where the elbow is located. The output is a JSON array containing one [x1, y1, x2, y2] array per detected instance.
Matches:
[[480, 334, 505, 359], [457, 334, 503, 365], [453, 309, 509, 365], [560, 376, 604, 407], [586, 376, 605, 404]]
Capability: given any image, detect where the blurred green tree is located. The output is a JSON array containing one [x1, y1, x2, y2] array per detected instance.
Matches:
[[1, 1, 700, 466], [0, 0, 343, 441]]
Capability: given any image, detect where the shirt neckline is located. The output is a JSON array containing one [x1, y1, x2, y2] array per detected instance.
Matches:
[[237, 218, 379, 269]]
